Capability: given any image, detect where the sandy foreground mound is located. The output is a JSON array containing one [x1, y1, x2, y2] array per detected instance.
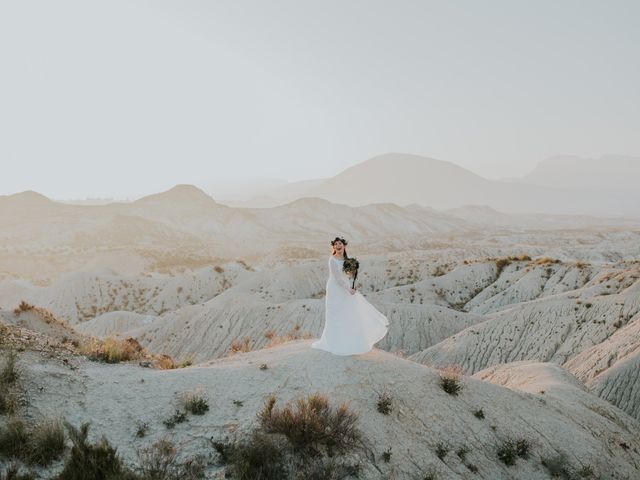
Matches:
[[4, 337, 639, 479]]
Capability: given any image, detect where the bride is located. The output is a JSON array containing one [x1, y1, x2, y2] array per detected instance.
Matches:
[[312, 236, 389, 355]]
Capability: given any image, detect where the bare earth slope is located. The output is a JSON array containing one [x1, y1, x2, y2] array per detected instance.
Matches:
[[7, 338, 640, 479]]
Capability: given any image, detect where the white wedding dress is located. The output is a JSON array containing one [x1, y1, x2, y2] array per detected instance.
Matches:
[[312, 256, 389, 355]]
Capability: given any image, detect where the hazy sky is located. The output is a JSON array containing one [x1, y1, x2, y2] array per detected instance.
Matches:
[[1, 1, 639, 199]]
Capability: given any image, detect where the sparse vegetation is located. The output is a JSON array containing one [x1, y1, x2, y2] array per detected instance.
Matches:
[[154, 354, 177, 370], [229, 337, 253, 354], [258, 393, 360, 456], [178, 359, 193, 368], [13, 301, 35, 315], [264, 324, 312, 349], [435, 442, 449, 460], [439, 366, 463, 396], [0, 350, 20, 415], [0, 420, 30, 461], [212, 433, 287, 480], [456, 445, 469, 462], [56, 422, 128, 480], [376, 389, 393, 415], [382, 447, 392, 463], [496, 436, 531, 466], [534, 257, 560, 265], [135, 421, 149, 438], [136, 437, 205, 480], [27, 418, 66, 466], [81, 337, 145, 364], [180, 388, 209, 415], [473, 409, 485, 419], [495, 258, 512, 275], [541, 454, 597, 479], [162, 410, 187, 429], [213, 392, 361, 479]]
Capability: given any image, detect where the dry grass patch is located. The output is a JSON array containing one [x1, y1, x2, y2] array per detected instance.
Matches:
[[229, 337, 253, 354], [533, 257, 561, 266], [154, 354, 177, 370], [265, 324, 312, 349], [0, 350, 20, 415], [80, 337, 145, 364]]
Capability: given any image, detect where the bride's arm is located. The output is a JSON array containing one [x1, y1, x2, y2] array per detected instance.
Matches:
[[329, 258, 354, 293]]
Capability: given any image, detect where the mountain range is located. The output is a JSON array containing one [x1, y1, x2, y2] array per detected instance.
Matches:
[[217, 153, 640, 216]]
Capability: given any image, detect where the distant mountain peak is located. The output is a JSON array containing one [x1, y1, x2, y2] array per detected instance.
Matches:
[[135, 184, 218, 205], [1, 190, 53, 205]]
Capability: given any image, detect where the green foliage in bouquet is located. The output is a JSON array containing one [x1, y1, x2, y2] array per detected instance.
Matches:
[[342, 258, 360, 289]]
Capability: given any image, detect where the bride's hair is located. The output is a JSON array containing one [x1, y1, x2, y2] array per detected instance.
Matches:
[[330, 236, 349, 259]]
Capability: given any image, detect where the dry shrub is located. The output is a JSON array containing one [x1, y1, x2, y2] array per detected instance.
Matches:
[[154, 355, 177, 370], [258, 393, 360, 456], [495, 258, 512, 275], [1, 350, 19, 386], [137, 437, 205, 479], [265, 324, 310, 348], [494, 255, 532, 275], [13, 301, 34, 316], [81, 337, 144, 364], [138, 438, 177, 478], [212, 433, 287, 480], [0, 419, 64, 469], [0, 420, 30, 460], [229, 337, 253, 354], [0, 350, 20, 415], [56, 422, 133, 480], [213, 392, 362, 479], [27, 418, 66, 466], [263, 330, 276, 341]]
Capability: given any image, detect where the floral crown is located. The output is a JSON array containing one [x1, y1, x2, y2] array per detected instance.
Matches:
[[330, 236, 348, 246]]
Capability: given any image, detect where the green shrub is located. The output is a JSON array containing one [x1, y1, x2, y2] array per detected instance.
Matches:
[[496, 437, 530, 466], [181, 389, 209, 416], [162, 410, 187, 429], [439, 367, 463, 396], [473, 409, 484, 419], [435, 442, 449, 460], [376, 390, 393, 415]]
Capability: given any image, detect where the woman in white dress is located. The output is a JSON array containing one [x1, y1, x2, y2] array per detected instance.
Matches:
[[312, 236, 389, 355]]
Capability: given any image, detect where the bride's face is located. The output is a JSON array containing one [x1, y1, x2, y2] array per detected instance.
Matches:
[[333, 241, 344, 254]]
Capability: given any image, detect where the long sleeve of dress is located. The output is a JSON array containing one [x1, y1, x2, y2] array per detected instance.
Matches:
[[329, 257, 351, 291]]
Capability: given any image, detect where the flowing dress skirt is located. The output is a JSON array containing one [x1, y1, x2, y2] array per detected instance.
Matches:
[[312, 275, 389, 356]]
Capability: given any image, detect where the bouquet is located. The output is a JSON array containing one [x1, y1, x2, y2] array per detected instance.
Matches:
[[342, 257, 360, 290]]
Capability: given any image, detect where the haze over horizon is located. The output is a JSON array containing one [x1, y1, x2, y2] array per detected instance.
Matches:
[[1, 1, 639, 199]]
